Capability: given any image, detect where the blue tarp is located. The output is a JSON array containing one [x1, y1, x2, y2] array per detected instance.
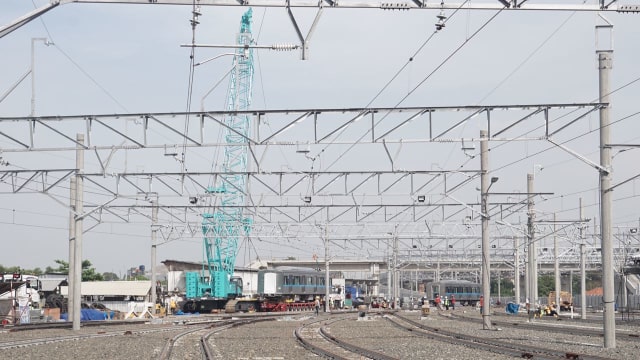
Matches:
[[61, 309, 114, 321], [506, 303, 520, 314]]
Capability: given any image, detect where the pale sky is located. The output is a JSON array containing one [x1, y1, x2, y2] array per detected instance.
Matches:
[[1, 1, 640, 275]]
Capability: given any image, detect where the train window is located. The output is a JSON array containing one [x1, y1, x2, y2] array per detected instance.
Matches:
[[308, 276, 313, 285], [445, 286, 453, 293], [319, 277, 325, 285], [456, 287, 463, 293], [464, 287, 470, 293], [294, 276, 301, 285]]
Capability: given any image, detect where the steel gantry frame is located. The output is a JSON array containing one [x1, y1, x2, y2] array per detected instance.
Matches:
[[0, 102, 605, 236], [0, 103, 604, 152], [0, 102, 609, 238], [2, 1, 635, 346]]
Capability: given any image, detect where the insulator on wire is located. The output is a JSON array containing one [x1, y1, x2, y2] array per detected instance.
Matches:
[[271, 43, 298, 51], [435, 9, 447, 31]]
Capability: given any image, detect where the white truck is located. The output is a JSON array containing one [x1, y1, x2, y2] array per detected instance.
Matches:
[[0, 274, 42, 324]]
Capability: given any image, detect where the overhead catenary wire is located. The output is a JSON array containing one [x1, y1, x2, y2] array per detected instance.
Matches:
[[6, 2, 640, 268], [435, 6, 585, 172], [29, 0, 129, 113], [322, 6, 505, 173], [448, 67, 640, 223], [378, 6, 592, 210]]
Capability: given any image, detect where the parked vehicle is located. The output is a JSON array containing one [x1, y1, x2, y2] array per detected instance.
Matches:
[[425, 280, 481, 306]]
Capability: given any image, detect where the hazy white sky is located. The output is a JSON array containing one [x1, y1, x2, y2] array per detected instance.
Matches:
[[1, 1, 639, 275]]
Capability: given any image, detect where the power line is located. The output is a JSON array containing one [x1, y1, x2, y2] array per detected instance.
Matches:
[[323, 6, 505, 172]]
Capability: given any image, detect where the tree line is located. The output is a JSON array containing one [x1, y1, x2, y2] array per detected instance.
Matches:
[[0, 260, 149, 281]]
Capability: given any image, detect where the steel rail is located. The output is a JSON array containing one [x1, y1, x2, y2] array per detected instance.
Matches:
[[295, 314, 398, 360], [453, 312, 640, 340], [388, 314, 616, 360], [200, 318, 276, 360]]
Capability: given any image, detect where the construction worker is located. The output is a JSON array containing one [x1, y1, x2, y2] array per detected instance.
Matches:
[[170, 298, 177, 315], [546, 303, 559, 318]]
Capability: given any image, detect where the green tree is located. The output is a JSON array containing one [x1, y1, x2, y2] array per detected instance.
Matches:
[[47, 259, 70, 274], [537, 275, 555, 297], [0, 265, 43, 275], [491, 277, 515, 297], [102, 272, 119, 281], [0, 265, 21, 273], [47, 259, 104, 281]]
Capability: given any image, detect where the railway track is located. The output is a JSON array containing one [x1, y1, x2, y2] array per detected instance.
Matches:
[[295, 315, 398, 360], [3, 319, 148, 332], [447, 312, 640, 341], [157, 317, 276, 360], [0, 316, 255, 352], [489, 310, 640, 326], [387, 314, 617, 360], [0, 322, 187, 351]]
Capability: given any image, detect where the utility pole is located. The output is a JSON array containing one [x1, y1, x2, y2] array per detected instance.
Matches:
[[72, 134, 84, 331], [524, 238, 529, 310], [324, 224, 330, 313], [387, 242, 392, 301], [527, 173, 537, 309], [554, 213, 561, 308], [514, 236, 520, 304], [480, 130, 492, 330], [580, 198, 587, 320], [67, 177, 76, 323], [150, 199, 158, 311], [393, 224, 399, 309], [597, 22, 615, 348]]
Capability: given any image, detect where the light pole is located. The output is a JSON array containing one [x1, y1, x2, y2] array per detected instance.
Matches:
[[151, 197, 159, 312], [30, 37, 53, 117], [527, 173, 537, 312], [323, 224, 330, 313], [393, 226, 399, 309], [480, 129, 498, 330]]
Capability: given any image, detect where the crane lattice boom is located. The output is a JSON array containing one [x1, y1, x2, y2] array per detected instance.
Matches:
[[187, 9, 254, 300]]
